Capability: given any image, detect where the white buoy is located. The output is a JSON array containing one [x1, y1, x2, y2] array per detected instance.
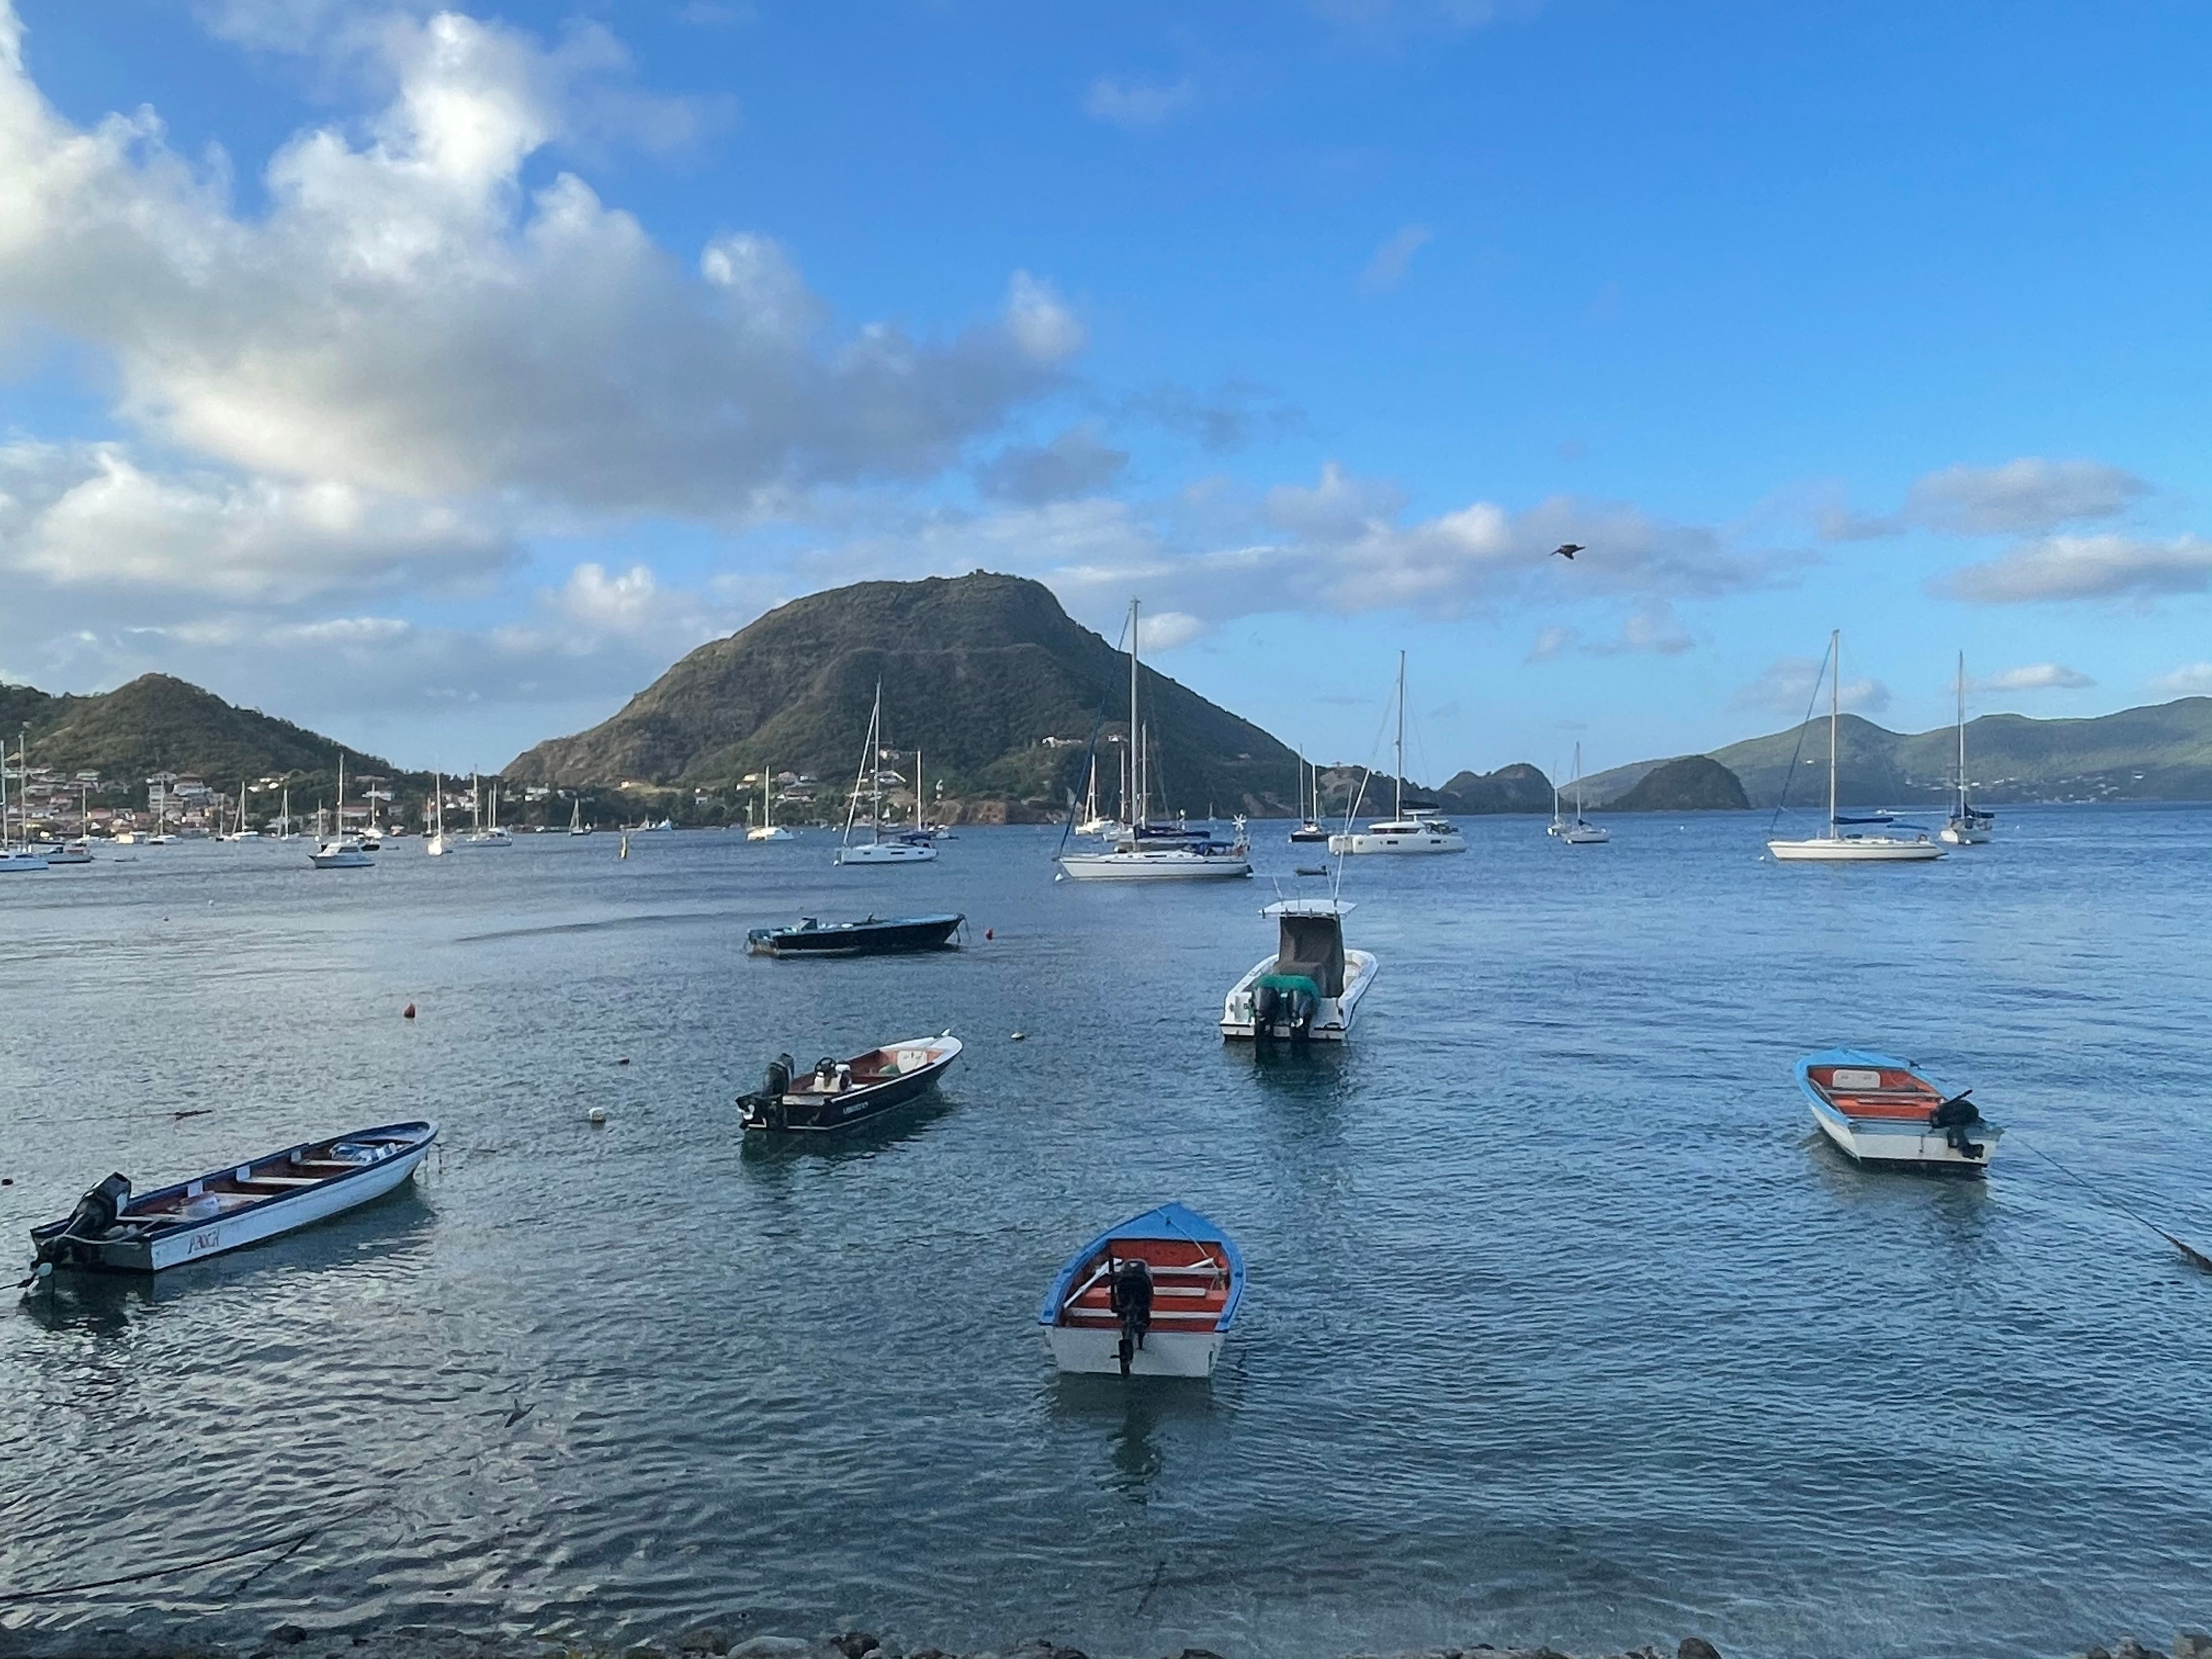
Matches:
[[586, 1107, 608, 1126], [1009, 1031, 1026, 1041]]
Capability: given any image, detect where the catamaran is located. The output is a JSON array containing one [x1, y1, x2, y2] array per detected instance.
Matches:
[[1056, 601, 1251, 882], [1939, 652, 1995, 846], [1767, 631, 1943, 863], [1330, 652, 1465, 856], [1547, 742, 1610, 844], [837, 682, 936, 865]]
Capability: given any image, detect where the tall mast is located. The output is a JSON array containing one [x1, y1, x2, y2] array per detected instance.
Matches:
[[1395, 650, 1407, 820], [1827, 629, 1840, 837], [1129, 599, 1144, 823], [1956, 650, 1968, 817], [1574, 741, 1584, 820]]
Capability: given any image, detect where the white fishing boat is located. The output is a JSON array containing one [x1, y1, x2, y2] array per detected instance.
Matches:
[[1548, 742, 1610, 844], [1220, 899, 1377, 1042], [1331, 652, 1465, 856], [1038, 1203, 1244, 1378], [310, 755, 376, 869], [1767, 631, 1943, 863], [1057, 601, 1252, 882], [1795, 1048, 1999, 1173], [25, 1121, 438, 1279], [837, 682, 938, 866], [747, 770, 793, 841], [1939, 652, 1995, 845]]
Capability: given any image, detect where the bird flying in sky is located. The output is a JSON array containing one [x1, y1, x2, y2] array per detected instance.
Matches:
[[1551, 543, 1583, 561]]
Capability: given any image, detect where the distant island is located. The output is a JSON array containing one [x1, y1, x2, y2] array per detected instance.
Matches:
[[1602, 755, 1750, 812], [1581, 697, 2212, 809]]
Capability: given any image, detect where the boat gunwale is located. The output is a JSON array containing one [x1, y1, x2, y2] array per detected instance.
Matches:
[[29, 1120, 438, 1247], [1037, 1204, 1245, 1332]]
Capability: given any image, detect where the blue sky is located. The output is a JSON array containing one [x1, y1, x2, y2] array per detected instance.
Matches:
[[2, 1, 2209, 779]]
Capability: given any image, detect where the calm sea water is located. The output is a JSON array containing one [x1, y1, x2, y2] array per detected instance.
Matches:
[[2, 809, 2207, 1659]]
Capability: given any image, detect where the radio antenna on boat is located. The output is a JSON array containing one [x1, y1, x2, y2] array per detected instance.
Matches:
[[2021, 1138, 2212, 1273]]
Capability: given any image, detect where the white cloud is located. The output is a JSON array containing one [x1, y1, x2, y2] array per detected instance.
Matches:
[[1132, 609, 1206, 653], [1731, 656, 1890, 718], [975, 425, 1129, 504], [1977, 662, 2095, 691], [0, 8, 1074, 514], [2148, 663, 2212, 697], [1359, 224, 1432, 293], [1827, 458, 2153, 541], [0, 439, 510, 600], [1082, 75, 1195, 130], [1938, 534, 2212, 603], [1527, 625, 1575, 662], [1907, 459, 2149, 536]]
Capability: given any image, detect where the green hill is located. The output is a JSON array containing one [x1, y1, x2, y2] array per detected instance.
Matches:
[[504, 572, 1306, 820], [1582, 697, 2212, 809], [1604, 754, 1749, 812]]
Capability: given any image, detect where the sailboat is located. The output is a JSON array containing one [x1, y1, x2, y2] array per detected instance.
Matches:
[[1055, 601, 1252, 881], [748, 770, 792, 842], [1939, 652, 1995, 845], [569, 796, 595, 838], [1547, 743, 1610, 844], [42, 779, 96, 864], [1073, 752, 1121, 838], [461, 774, 514, 847], [1767, 631, 1943, 863], [837, 682, 936, 865], [309, 754, 375, 868], [1, 732, 49, 872], [1289, 751, 1330, 843], [426, 771, 450, 856], [1330, 653, 1465, 855]]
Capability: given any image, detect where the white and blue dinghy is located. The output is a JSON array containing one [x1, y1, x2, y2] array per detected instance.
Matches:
[[24, 1121, 438, 1282], [1038, 1203, 1244, 1378]]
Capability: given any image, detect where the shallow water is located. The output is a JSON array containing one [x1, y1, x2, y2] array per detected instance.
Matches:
[[1, 810, 2207, 1659]]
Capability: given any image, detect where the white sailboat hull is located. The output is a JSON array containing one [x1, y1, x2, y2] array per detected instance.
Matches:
[[1550, 823, 1610, 844], [1328, 828, 1464, 855], [1768, 837, 1944, 862], [0, 850, 49, 872], [748, 826, 794, 842], [1220, 949, 1378, 1041], [1044, 1324, 1223, 1378], [308, 845, 374, 868], [1057, 849, 1251, 880], [1939, 825, 1992, 845]]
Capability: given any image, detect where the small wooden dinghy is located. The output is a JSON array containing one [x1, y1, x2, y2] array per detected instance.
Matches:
[[1796, 1048, 1999, 1172], [736, 1035, 962, 1132], [745, 912, 963, 957], [25, 1121, 437, 1279], [1038, 1203, 1244, 1378]]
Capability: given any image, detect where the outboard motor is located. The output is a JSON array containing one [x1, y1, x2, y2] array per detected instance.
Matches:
[[1252, 983, 1279, 1032], [764, 1054, 794, 1099], [1931, 1091, 1986, 1159], [1285, 985, 1318, 1040], [1109, 1257, 1155, 1377], [36, 1172, 131, 1272]]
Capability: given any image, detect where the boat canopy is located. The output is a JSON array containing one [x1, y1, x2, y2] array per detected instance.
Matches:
[[1270, 907, 1346, 997]]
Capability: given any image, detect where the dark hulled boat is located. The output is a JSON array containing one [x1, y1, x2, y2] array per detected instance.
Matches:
[[736, 1035, 963, 1132], [744, 912, 963, 957]]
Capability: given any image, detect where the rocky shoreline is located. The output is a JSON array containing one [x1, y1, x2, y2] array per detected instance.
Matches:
[[17, 1627, 2210, 1659]]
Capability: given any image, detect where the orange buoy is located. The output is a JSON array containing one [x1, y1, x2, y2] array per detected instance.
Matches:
[[403, 1003, 416, 1019]]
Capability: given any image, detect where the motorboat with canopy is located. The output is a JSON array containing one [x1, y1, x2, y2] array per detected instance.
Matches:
[[1795, 1047, 1999, 1172], [1037, 1203, 1244, 1378], [1221, 899, 1376, 1041]]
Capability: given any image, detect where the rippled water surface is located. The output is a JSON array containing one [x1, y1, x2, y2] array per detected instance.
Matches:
[[3, 811, 2208, 1658]]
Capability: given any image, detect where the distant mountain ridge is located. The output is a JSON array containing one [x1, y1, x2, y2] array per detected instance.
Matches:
[[1579, 697, 2212, 809]]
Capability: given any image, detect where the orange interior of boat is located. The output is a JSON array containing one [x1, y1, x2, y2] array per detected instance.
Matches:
[[1057, 1237, 1232, 1330], [1807, 1065, 1942, 1121], [791, 1046, 934, 1094]]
